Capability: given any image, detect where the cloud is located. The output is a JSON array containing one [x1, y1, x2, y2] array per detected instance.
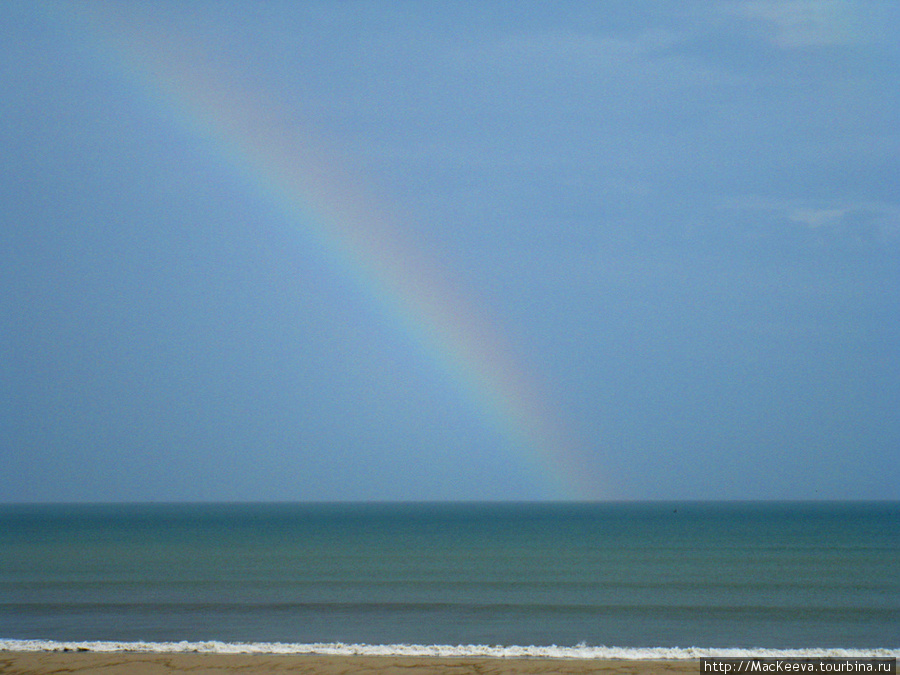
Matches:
[[479, 29, 676, 67], [455, 27, 723, 86], [737, 0, 858, 48], [718, 196, 900, 245], [788, 207, 849, 228]]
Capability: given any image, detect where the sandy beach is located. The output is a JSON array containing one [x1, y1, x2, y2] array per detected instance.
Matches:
[[0, 651, 701, 674]]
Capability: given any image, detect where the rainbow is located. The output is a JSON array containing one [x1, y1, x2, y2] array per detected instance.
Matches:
[[64, 8, 606, 500]]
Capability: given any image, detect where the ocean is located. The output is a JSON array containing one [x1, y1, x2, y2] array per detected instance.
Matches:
[[0, 502, 897, 657]]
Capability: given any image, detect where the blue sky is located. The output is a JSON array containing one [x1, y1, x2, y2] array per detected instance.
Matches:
[[2, 1, 898, 501]]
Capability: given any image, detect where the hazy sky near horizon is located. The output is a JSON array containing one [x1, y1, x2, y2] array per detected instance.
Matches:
[[2, 1, 899, 502]]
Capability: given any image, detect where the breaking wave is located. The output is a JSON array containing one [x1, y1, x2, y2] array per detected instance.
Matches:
[[1, 639, 898, 659]]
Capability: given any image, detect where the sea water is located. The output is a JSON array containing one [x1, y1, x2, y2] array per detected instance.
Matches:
[[0, 502, 897, 656]]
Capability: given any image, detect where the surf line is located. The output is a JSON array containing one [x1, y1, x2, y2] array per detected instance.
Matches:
[[73, 10, 604, 499]]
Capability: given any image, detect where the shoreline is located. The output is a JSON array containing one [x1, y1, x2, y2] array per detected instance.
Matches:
[[2, 640, 897, 659], [2, 652, 898, 675], [0, 651, 705, 675]]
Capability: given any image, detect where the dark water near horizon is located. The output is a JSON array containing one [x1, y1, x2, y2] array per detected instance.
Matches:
[[1, 502, 897, 649]]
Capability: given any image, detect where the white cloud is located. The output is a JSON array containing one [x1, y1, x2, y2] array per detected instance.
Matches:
[[456, 26, 702, 75], [450, 26, 733, 98], [482, 29, 680, 66], [737, 0, 858, 48], [719, 196, 900, 242], [788, 207, 849, 228]]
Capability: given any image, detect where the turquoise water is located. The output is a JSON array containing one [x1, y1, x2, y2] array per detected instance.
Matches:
[[1, 502, 897, 649]]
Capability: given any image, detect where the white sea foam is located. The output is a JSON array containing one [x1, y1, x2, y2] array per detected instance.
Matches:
[[1, 640, 898, 659]]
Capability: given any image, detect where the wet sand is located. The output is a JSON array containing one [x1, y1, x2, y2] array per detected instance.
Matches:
[[0, 651, 701, 674]]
